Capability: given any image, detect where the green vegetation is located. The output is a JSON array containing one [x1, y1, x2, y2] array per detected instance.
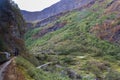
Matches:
[[24, 0, 120, 80], [25, 0, 120, 58], [105, 70, 120, 80], [16, 56, 70, 80]]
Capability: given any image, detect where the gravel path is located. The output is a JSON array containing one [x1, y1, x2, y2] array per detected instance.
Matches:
[[0, 60, 12, 80]]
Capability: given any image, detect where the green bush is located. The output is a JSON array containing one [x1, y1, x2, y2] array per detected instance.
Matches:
[[116, 53, 120, 60], [21, 53, 40, 66], [83, 60, 110, 79], [105, 70, 120, 80], [61, 57, 74, 64]]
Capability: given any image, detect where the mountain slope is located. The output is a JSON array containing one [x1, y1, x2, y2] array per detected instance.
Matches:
[[21, 0, 95, 22], [25, 0, 120, 54], [25, 0, 120, 79], [0, 1, 72, 80]]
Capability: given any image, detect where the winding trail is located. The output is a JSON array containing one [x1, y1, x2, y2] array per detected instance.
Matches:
[[0, 60, 12, 80], [0, 56, 26, 80]]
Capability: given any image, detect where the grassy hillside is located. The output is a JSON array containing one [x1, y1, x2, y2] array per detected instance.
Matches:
[[16, 56, 70, 80], [25, 0, 120, 80]]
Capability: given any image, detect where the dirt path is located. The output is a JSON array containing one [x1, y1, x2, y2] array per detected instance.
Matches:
[[0, 60, 12, 80], [3, 58, 25, 80], [0, 58, 25, 80]]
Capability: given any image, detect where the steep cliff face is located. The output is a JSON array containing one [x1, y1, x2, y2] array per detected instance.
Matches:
[[21, 0, 95, 22], [0, 0, 25, 53]]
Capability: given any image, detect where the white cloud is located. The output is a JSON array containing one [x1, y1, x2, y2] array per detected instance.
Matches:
[[13, 0, 60, 11]]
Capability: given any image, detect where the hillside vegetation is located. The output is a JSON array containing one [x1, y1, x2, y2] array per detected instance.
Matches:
[[24, 0, 120, 80]]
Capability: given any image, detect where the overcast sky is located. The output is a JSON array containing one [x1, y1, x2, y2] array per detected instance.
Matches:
[[13, 0, 60, 12]]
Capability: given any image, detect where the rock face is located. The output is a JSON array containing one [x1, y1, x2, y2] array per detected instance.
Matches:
[[0, 0, 25, 53], [21, 0, 95, 22], [67, 70, 82, 79]]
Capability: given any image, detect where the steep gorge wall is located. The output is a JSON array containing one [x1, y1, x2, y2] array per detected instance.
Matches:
[[0, 0, 25, 53]]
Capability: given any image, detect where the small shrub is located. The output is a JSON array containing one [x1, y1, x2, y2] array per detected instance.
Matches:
[[61, 57, 74, 64], [83, 60, 110, 79], [21, 53, 40, 66], [116, 53, 120, 60], [105, 70, 120, 80]]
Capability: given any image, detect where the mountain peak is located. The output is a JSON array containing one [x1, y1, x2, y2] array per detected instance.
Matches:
[[21, 0, 95, 22]]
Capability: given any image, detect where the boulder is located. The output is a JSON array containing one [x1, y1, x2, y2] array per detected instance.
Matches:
[[61, 68, 82, 80], [0, 52, 10, 63]]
